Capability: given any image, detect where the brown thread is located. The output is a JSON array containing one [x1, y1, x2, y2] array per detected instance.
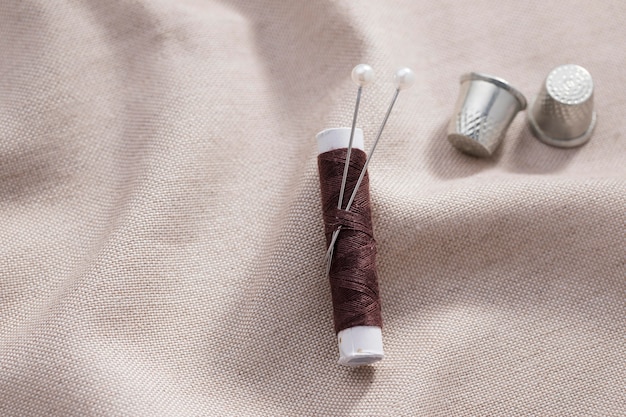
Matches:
[[318, 148, 382, 334]]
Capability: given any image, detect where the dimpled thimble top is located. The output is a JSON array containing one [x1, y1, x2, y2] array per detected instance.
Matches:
[[546, 64, 593, 105]]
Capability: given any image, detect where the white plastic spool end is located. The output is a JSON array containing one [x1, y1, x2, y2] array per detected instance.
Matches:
[[337, 326, 384, 366], [316, 127, 364, 153]]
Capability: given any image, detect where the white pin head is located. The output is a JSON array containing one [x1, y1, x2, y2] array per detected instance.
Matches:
[[351, 64, 375, 87], [394, 67, 416, 91]]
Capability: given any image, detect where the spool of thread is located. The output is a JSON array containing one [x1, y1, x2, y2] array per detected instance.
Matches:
[[316, 127, 384, 366]]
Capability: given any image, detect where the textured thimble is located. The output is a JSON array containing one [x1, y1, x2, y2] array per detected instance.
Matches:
[[448, 73, 527, 158], [528, 64, 596, 148]]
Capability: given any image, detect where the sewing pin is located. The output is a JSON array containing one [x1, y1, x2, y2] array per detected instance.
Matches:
[[338, 64, 375, 210], [324, 65, 374, 270], [326, 67, 415, 274]]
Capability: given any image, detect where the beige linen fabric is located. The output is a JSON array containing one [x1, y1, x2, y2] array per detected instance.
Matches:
[[0, 0, 625, 415]]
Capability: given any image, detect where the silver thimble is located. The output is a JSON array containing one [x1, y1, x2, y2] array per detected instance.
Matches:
[[448, 73, 527, 158], [528, 64, 596, 148]]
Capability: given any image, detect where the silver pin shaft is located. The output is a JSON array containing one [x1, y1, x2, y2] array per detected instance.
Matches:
[[325, 88, 400, 274]]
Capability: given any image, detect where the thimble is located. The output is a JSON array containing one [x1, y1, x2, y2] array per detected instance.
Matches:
[[528, 64, 596, 148], [448, 73, 527, 158]]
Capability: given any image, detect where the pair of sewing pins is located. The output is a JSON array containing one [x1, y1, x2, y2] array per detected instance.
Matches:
[[325, 64, 416, 276]]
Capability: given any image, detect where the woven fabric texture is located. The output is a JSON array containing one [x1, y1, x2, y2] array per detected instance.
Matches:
[[0, 0, 625, 415]]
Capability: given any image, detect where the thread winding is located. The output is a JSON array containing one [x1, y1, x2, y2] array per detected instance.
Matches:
[[318, 148, 382, 334]]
